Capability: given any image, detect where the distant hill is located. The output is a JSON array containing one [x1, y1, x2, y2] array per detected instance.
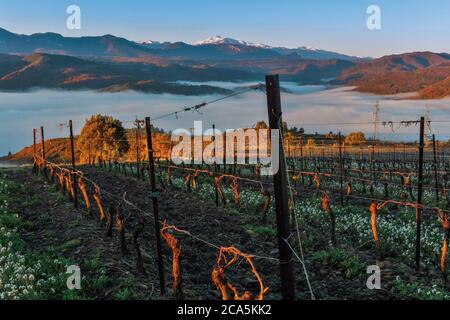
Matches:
[[4, 129, 171, 164], [275, 59, 356, 83], [201, 57, 355, 84], [419, 76, 450, 99], [0, 27, 156, 57], [6, 137, 75, 164], [270, 47, 362, 62], [337, 52, 450, 98], [0, 53, 258, 94], [0, 53, 28, 74]]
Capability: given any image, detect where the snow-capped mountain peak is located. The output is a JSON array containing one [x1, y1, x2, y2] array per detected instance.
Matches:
[[142, 40, 161, 45], [192, 35, 270, 48], [297, 45, 318, 51], [139, 39, 172, 50], [192, 36, 322, 53]]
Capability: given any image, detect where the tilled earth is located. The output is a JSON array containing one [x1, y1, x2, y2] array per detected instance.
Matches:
[[4, 166, 412, 300]]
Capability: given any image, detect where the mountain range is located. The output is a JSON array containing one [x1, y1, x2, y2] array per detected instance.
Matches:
[[142, 35, 362, 61], [0, 28, 359, 61], [0, 27, 449, 98], [336, 52, 450, 98]]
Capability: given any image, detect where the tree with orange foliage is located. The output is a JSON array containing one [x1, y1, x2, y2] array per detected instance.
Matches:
[[344, 132, 366, 145], [76, 114, 129, 164]]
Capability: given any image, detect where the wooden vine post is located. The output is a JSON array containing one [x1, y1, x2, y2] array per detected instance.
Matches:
[[169, 140, 174, 167], [432, 134, 440, 204], [371, 145, 376, 184], [88, 136, 91, 165], [223, 131, 227, 173], [300, 135, 304, 185], [338, 132, 344, 206], [213, 124, 219, 207], [265, 74, 296, 300], [287, 138, 291, 163], [69, 120, 78, 208], [145, 116, 166, 295], [416, 116, 425, 269], [136, 119, 141, 180], [32, 129, 37, 173], [40, 126, 47, 178], [393, 145, 396, 170]]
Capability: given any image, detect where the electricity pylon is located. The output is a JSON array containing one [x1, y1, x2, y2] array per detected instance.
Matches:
[[373, 100, 380, 141], [424, 106, 431, 146]]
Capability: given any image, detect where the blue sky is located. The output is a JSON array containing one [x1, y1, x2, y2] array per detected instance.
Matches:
[[0, 0, 449, 57]]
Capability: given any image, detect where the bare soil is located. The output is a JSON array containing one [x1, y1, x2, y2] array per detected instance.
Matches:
[[3, 166, 409, 300]]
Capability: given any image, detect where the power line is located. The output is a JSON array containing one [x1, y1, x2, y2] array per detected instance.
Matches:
[[289, 119, 450, 127], [150, 83, 265, 122]]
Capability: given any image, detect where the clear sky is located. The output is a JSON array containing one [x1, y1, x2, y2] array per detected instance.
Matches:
[[0, 0, 449, 58]]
